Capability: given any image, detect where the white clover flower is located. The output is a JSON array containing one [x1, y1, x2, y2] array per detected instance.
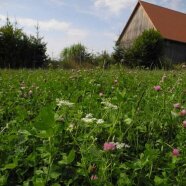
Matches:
[[114, 142, 130, 149], [56, 98, 74, 107], [101, 101, 118, 110], [96, 119, 104, 124]]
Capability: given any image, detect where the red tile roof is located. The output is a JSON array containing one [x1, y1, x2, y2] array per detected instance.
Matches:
[[117, 1, 186, 44], [140, 1, 186, 43]]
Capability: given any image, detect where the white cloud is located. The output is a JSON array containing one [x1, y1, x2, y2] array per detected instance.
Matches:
[[0, 13, 116, 58], [93, 0, 184, 16], [37, 19, 70, 31], [0, 15, 70, 32], [94, 0, 137, 14], [0, 14, 88, 37], [20, 18, 88, 39]]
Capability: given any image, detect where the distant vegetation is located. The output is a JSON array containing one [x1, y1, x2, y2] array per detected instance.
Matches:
[[56, 43, 115, 69], [115, 29, 164, 69], [59, 43, 94, 69], [0, 20, 184, 69], [0, 18, 47, 68]]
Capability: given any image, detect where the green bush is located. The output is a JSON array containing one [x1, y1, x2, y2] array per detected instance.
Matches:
[[121, 29, 163, 68]]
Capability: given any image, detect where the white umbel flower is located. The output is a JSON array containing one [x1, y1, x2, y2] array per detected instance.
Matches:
[[56, 99, 74, 107], [85, 113, 93, 118], [67, 123, 75, 132], [96, 119, 104, 124], [81, 117, 95, 123], [114, 142, 130, 149], [81, 113, 103, 124], [101, 101, 118, 110]]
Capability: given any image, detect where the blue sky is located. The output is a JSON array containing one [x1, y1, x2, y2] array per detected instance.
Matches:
[[0, 0, 185, 58]]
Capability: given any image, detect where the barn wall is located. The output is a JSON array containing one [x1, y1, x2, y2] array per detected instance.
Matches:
[[120, 5, 154, 47], [163, 40, 186, 63]]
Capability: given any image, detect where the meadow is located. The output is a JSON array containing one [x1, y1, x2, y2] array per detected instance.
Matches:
[[1, 68, 186, 185]]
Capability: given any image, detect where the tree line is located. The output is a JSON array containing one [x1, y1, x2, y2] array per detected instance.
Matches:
[[0, 18, 47, 68], [0, 18, 164, 69]]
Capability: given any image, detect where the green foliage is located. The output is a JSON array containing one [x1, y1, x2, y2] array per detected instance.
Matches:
[[1, 69, 186, 185], [60, 44, 116, 69], [113, 45, 125, 65], [0, 18, 48, 68], [117, 29, 164, 68], [60, 43, 92, 66], [93, 50, 114, 68]]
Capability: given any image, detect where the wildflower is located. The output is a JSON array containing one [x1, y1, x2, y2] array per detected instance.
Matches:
[[56, 99, 74, 107], [96, 119, 104, 124], [180, 109, 186, 116], [173, 103, 181, 109], [182, 64, 186, 68], [81, 113, 97, 123], [67, 123, 74, 132], [172, 148, 180, 157], [160, 74, 167, 83], [114, 79, 118, 84], [115, 142, 130, 149], [114, 142, 124, 149], [28, 90, 33, 96], [182, 120, 186, 128], [81, 117, 95, 123], [20, 82, 26, 90], [91, 175, 98, 180], [154, 85, 161, 91], [86, 113, 93, 118], [103, 142, 116, 151], [101, 101, 118, 110]]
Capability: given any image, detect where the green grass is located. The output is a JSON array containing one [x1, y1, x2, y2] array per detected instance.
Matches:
[[1, 68, 186, 185]]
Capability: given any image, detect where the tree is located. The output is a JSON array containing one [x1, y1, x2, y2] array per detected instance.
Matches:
[[0, 18, 48, 68], [60, 43, 91, 65]]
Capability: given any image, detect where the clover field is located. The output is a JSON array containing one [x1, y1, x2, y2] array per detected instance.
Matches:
[[1, 69, 186, 186]]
